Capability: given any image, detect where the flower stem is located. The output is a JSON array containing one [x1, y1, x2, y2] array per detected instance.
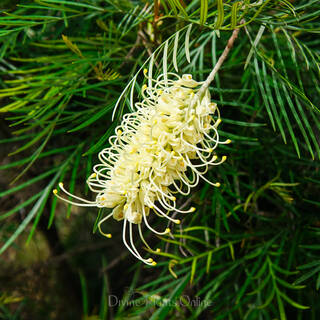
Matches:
[[195, 22, 244, 104]]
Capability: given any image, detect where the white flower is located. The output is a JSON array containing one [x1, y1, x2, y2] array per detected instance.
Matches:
[[53, 72, 231, 266]]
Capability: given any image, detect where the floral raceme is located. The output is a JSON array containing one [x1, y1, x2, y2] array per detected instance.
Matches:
[[54, 72, 230, 265]]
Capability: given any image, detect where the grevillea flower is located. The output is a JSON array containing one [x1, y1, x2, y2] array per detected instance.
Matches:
[[53, 71, 231, 265]]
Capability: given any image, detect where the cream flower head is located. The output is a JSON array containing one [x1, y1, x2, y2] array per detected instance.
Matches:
[[53, 71, 230, 265]]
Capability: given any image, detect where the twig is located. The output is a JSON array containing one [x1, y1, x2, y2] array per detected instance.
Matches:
[[138, 30, 158, 66], [100, 252, 128, 274], [192, 21, 244, 106], [119, 33, 142, 69], [153, 0, 160, 43]]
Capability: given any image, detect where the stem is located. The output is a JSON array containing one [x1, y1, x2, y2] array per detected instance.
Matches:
[[194, 22, 243, 104]]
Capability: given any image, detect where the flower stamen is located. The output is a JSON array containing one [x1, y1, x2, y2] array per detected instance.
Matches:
[[54, 72, 229, 264]]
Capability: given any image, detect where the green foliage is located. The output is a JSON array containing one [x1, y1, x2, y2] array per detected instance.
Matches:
[[0, 0, 320, 319]]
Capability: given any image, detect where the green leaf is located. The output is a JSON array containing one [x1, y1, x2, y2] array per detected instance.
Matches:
[[79, 271, 89, 317], [0, 191, 43, 221], [230, 1, 239, 29], [279, 291, 309, 310], [150, 275, 189, 320], [200, 0, 208, 25], [214, 0, 224, 30], [0, 167, 58, 198], [0, 147, 79, 254], [276, 292, 287, 320], [258, 288, 275, 309], [254, 58, 275, 130], [295, 265, 320, 285], [190, 257, 197, 284]]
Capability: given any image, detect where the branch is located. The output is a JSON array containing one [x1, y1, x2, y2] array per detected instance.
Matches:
[[195, 21, 244, 104]]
